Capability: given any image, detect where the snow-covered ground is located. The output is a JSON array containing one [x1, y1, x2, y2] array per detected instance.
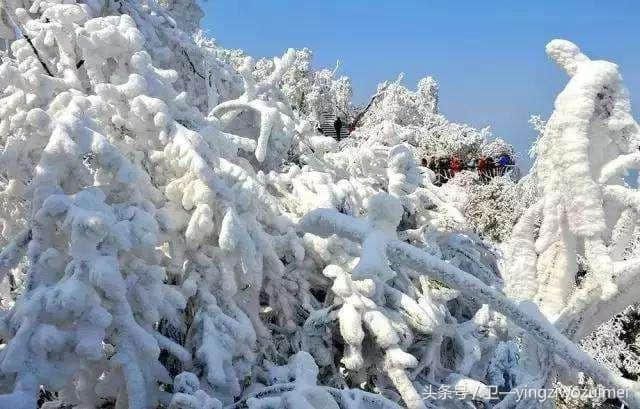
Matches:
[[1, 1, 640, 409]]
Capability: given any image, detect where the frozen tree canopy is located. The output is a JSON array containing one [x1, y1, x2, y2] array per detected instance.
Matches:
[[0, 1, 640, 408]]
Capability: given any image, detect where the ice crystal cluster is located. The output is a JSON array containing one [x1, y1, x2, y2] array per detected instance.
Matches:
[[0, 1, 639, 409]]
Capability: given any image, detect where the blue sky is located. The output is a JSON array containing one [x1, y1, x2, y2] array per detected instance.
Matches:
[[198, 1, 640, 168]]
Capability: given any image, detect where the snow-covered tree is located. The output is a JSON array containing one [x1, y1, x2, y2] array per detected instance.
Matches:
[[504, 40, 640, 407]]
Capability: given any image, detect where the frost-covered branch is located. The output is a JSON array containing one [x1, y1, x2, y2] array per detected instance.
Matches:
[[301, 205, 640, 408]]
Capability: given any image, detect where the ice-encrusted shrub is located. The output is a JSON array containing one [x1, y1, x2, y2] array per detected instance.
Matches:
[[464, 176, 520, 242]]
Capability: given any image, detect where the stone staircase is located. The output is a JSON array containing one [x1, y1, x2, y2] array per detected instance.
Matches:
[[319, 111, 343, 139]]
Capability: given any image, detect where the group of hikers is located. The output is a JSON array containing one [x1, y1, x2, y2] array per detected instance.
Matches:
[[421, 153, 515, 185], [315, 115, 515, 185]]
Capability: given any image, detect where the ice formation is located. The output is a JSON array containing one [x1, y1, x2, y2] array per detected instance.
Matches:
[[0, 1, 639, 408], [504, 40, 640, 406]]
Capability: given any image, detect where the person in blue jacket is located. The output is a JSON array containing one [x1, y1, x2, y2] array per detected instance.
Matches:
[[497, 154, 513, 175]]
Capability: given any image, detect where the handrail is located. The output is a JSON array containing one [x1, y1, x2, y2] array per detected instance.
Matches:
[[428, 164, 518, 185]]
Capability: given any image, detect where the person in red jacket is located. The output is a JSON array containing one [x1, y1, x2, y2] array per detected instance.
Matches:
[[451, 155, 462, 176]]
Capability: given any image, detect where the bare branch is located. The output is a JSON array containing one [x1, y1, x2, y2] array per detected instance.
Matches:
[[182, 49, 206, 81], [349, 83, 390, 129]]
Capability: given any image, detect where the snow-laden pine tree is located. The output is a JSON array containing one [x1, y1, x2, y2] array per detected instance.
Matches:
[[0, 0, 639, 408]]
